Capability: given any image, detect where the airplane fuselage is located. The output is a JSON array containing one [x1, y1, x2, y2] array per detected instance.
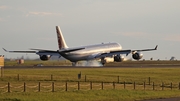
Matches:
[[59, 42, 122, 62]]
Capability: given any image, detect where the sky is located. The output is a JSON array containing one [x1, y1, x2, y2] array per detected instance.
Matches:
[[0, 0, 180, 60]]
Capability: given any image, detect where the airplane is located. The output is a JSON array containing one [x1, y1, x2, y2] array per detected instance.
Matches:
[[3, 26, 158, 66]]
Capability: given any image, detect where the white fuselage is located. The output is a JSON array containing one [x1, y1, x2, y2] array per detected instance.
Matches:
[[59, 42, 122, 62]]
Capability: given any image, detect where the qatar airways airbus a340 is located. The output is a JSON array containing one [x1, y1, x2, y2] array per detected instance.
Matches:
[[3, 26, 158, 66]]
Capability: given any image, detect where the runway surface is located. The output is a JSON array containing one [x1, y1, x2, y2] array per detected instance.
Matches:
[[3, 64, 180, 69]]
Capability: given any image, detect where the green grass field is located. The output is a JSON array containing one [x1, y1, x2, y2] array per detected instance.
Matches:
[[0, 60, 180, 101], [1, 90, 180, 101], [0, 66, 180, 100]]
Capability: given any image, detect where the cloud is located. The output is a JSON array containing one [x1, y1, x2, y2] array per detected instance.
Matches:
[[121, 32, 147, 37], [37, 38, 55, 41], [0, 18, 2, 21], [163, 34, 180, 42], [112, 32, 147, 37], [116, 33, 180, 42], [0, 5, 9, 10], [26, 11, 61, 17]]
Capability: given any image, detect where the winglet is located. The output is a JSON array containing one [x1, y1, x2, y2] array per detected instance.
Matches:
[[2, 48, 8, 52], [155, 45, 158, 50]]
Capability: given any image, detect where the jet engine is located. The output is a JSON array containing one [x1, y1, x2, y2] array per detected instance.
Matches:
[[101, 57, 114, 65], [39, 55, 51, 61], [132, 52, 143, 60], [100, 55, 124, 65], [114, 55, 124, 62]]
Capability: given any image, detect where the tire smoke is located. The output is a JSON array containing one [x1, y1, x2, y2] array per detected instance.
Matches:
[[77, 60, 103, 67]]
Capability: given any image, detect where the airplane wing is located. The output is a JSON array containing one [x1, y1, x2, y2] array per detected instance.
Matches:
[[94, 50, 131, 59], [94, 45, 158, 59], [3, 48, 36, 53], [31, 47, 85, 56], [3, 47, 85, 56], [2, 48, 60, 56], [132, 45, 158, 52]]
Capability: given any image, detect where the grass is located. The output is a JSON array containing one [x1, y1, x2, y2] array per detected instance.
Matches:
[[0, 60, 180, 101], [1, 67, 180, 83], [0, 90, 180, 101]]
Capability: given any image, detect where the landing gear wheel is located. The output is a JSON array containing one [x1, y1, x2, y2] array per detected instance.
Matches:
[[72, 62, 77, 66]]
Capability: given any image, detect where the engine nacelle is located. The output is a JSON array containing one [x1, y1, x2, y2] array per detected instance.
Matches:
[[114, 55, 124, 62], [105, 57, 114, 63], [100, 55, 124, 65], [101, 57, 114, 65], [39, 55, 51, 61], [132, 52, 143, 60]]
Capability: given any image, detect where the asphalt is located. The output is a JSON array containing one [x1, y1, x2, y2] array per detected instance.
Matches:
[[3, 64, 180, 69]]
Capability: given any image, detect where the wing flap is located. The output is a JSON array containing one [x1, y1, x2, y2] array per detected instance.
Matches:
[[36, 51, 60, 56], [95, 50, 131, 59], [30, 48, 56, 51]]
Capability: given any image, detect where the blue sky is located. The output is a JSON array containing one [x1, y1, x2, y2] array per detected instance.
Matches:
[[0, 0, 180, 60]]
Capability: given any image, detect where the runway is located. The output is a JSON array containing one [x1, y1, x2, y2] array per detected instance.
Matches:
[[3, 64, 180, 69]]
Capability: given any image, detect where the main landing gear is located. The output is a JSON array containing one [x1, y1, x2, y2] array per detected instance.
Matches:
[[72, 62, 77, 66]]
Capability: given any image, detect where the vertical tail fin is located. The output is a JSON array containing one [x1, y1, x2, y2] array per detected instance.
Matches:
[[56, 26, 68, 49]]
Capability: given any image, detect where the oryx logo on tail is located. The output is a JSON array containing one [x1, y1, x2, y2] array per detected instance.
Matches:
[[56, 26, 68, 50]]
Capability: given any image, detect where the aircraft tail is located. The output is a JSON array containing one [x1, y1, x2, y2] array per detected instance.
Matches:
[[56, 26, 68, 49]]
